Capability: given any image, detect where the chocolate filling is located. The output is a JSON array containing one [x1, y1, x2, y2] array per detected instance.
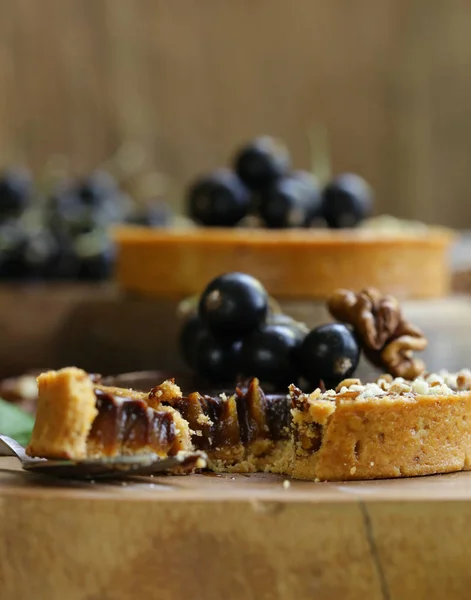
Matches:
[[88, 389, 177, 456], [173, 380, 290, 451]]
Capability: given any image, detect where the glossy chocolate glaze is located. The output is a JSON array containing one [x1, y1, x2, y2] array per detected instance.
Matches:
[[87, 389, 178, 457]]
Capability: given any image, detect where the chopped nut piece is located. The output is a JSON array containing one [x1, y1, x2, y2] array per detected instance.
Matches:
[[457, 370, 471, 391], [389, 382, 412, 394], [378, 373, 393, 383], [335, 378, 361, 392], [327, 287, 427, 379]]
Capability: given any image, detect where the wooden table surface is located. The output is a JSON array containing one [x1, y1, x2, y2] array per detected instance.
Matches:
[[2, 457, 471, 600]]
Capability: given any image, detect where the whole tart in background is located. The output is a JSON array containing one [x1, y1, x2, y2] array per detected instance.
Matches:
[[114, 220, 454, 300]]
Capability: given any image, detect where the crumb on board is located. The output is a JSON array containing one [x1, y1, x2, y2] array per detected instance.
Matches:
[[283, 480, 291, 489]]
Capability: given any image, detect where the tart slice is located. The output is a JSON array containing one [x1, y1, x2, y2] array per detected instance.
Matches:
[[25, 366, 471, 482], [26, 367, 192, 460], [289, 371, 471, 481]]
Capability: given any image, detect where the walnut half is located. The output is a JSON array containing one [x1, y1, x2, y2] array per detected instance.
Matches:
[[327, 288, 427, 379]]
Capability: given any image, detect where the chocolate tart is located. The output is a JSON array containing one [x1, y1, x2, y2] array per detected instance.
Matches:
[[26, 367, 471, 482], [113, 225, 454, 299]]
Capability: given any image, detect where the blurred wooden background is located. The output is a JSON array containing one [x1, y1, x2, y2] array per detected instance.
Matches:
[[1, 0, 471, 226]]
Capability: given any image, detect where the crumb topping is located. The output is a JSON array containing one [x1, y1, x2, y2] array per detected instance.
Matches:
[[311, 370, 471, 402]]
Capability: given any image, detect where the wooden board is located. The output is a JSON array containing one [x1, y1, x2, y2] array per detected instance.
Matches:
[[2, 458, 471, 600]]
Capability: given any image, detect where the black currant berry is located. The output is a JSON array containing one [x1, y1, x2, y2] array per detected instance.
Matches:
[[321, 173, 373, 228], [74, 232, 115, 280], [45, 233, 80, 280], [0, 168, 32, 220], [179, 315, 210, 369], [259, 171, 321, 228], [234, 136, 290, 191], [266, 313, 309, 341], [199, 272, 268, 338], [75, 171, 117, 207], [239, 324, 301, 388], [127, 200, 173, 228], [194, 335, 241, 382], [187, 170, 250, 227], [298, 323, 360, 388], [0, 222, 28, 279], [21, 231, 60, 279]]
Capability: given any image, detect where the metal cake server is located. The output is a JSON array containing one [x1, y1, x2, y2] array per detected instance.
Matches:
[[0, 435, 207, 480]]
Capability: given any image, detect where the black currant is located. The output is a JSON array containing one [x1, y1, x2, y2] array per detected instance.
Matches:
[[75, 171, 117, 207], [21, 231, 60, 279], [45, 232, 80, 280], [298, 323, 360, 388], [199, 272, 268, 338], [266, 313, 309, 341], [179, 315, 210, 369], [239, 324, 301, 388], [74, 231, 115, 280], [48, 190, 98, 237], [321, 174, 373, 228], [194, 335, 241, 382], [259, 171, 321, 228], [187, 169, 250, 227], [234, 136, 290, 191], [0, 222, 28, 279], [127, 200, 173, 227], [0, 168, 32, 220]]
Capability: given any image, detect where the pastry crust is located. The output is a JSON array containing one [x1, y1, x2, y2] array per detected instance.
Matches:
[[289, 374, 471, 480], [114, 226, 454, 299], [27, 367, 98, 460]]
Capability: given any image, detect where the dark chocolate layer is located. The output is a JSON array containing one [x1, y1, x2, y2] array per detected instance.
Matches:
[[88, 389, 178, 457], [172, 380, 290, 452]]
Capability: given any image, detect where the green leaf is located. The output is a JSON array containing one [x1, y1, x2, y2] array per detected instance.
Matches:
[[0, 398, 35, 447]]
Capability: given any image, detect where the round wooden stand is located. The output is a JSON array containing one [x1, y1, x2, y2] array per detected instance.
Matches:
[[1, 460, 471, 600]]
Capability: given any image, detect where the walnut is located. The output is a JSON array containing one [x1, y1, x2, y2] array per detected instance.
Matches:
[[327, 288, 427, 379]]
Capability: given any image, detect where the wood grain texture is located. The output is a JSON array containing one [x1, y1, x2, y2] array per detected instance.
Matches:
[[1, 1, 471, 225], [2, 463, 471, 599]]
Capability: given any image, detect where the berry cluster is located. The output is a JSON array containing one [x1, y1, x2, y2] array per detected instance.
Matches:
[[187, 136, 373, 229], [0, 168, 171, 281], [179, 272, 360, 390]]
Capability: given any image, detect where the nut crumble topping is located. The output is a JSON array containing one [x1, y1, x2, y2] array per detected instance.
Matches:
[[309, 370, 471, 402]]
